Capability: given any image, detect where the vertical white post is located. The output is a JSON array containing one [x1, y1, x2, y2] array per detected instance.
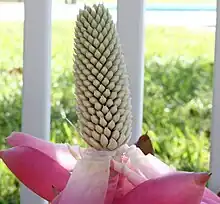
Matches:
[[209, 0, 220, 193], [117, 0, 145, 144], [21, 0, 52, 203]]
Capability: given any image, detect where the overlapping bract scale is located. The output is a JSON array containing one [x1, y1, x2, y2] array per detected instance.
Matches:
[[74, 4, 132, 150]]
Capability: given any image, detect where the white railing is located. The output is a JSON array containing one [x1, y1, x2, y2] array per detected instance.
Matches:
[[209, 0, 220, 193], [117, 0, 145, 145], [22, 0, 52, 203]]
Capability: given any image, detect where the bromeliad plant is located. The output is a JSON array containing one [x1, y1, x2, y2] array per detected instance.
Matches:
[[0, 4, 220, 204]]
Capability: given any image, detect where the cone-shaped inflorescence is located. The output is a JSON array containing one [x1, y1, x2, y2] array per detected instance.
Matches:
[[74, 4, 132, 151]]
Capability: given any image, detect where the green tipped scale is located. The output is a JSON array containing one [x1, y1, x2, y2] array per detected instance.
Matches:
[[74, 4, 132, 151]]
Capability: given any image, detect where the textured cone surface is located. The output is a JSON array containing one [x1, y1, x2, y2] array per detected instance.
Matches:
[[74, 4, 132, 151]]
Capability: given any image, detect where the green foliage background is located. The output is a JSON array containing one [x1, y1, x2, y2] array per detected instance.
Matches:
[[0, 21, 215, 203]]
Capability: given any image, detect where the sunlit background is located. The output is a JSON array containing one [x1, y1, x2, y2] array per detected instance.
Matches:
[[0, 0, 217, 203]]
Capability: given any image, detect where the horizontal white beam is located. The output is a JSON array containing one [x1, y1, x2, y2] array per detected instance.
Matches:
[[21, 0, 52, 203], [117, 0, 145, 144], [209, 0, 220, 193]]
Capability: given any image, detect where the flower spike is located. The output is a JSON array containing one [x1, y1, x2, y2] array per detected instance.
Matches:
[[74, 4, 132, 151]]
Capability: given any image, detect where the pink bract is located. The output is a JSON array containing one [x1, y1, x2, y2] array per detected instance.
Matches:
[[203, 188, 220, 203], [1, 133, 220, 204], [0, 146, 70, 201], [7, 132, 77, 171], [115, 172, 209, 204]]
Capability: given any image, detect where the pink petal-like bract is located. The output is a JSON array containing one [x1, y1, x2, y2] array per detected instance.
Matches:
[[105, 168, 120, 204], [0, 146, 70, 201], [203, 188, 220, 203], [138, 153, 219, 203], [57, 149, 112, 204], [6, 132, 77, 171], [51, 193, 62, 204], [202, 197, 220, 204], [115, 172, 209, 204]]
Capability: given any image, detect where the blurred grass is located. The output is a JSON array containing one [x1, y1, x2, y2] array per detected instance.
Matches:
[[0, 22, 215, 66], [0, 21, 215, 203]]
